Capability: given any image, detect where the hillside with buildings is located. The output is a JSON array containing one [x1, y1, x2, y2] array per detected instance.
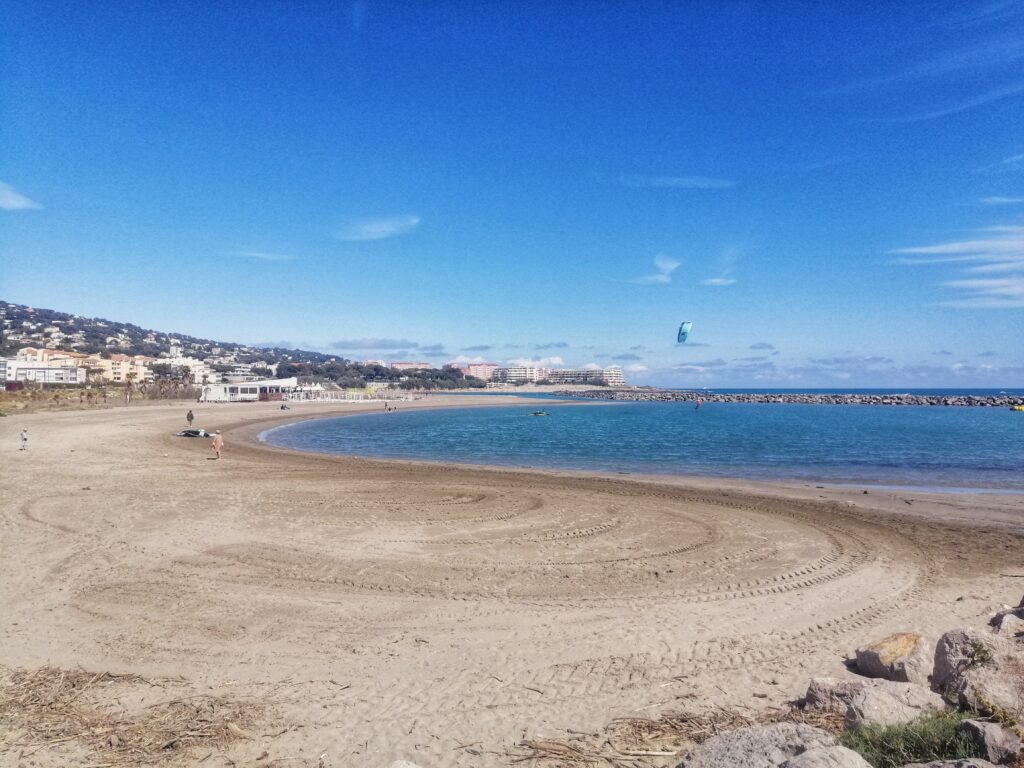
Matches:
[[0, 300, 627, 394]]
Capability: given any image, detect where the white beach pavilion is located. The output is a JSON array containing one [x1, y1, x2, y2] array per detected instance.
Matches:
[[199, 377, 298, 403]]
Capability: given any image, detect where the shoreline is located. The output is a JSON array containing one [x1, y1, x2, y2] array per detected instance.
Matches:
[[249, 397, 1024, 499], [3, 398, 1023, 767]]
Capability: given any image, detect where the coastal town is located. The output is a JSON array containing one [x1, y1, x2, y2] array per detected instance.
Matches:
[[0, 301, 626, 401]]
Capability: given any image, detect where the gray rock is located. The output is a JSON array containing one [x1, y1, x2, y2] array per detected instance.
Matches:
[[993, 613, 1024, 639], [676, 722, 835, 768], [844, 681, 946, 729], [960, 719, 1023, 765], [804, 677, 868, 715], [932, 628, 1024, 715], [855, 633, 933, 686], [780, 745, 873, 768], [901, 761, 999, 768], [988, 596, 1024, 636]]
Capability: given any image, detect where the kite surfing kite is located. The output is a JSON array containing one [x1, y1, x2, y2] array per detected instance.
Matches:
[[677, 321, 693, 344]]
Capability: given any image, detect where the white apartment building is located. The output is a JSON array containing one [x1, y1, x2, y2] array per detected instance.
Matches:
[[543, 367, 626, 386], [1, 359, 88, 385], [15, 347, 90, 366], [492, 366, 626, 386], [494, 366, 549, 383]]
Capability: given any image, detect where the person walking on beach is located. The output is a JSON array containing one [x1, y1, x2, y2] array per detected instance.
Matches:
[[186, 409, 194, 426], [20, 428, 28, 451], [211, 430, 224, 460]]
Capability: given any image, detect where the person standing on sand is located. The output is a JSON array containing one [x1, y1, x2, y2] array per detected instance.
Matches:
[[211, 430, 224, 460], [20, 428, 28, 451], [186, 410, 194, 426]]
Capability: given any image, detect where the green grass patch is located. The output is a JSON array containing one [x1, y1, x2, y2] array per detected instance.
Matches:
[[839, 710, 982, 768]]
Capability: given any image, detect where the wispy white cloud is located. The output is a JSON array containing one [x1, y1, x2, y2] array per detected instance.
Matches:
[[629, 253, 681, 285], [0, 182, 42, 211], [825, 12, 1024, 125], [330, 338, 419, 349], [882, 81, 1024, 123], [619, 174, 736, 190], [447, 354, 488, 365], [507, 356, 564, 367], [336, 215, 420, 241], [979, 196, 1024, 205], [700, 244, 744, 287], [234, 250, 298, 261], [975, 153, 1024, 174], [893, 226, 1024, 307]]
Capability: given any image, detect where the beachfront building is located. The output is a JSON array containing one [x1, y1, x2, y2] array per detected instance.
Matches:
[[87, 353, 155, 384], [494, 366, 548, 383], [544, 367, 626, 386], [5, 347, 91, 385], [199, 377, 299, 403], [15, 346, 90, 366], [491, 365, 626, 386], [1, 358, 88, 385], [464, 363, 499, 381]]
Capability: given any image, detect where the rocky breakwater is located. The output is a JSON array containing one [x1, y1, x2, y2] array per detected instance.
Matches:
[[561, 390, 1024, 408]]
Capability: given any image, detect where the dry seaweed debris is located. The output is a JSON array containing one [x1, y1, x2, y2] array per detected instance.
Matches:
[[508, 705, 846, 767], [0, 666, 266, 764]]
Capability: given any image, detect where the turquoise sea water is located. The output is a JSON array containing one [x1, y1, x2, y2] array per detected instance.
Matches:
[[261, 401, 1024, 491]]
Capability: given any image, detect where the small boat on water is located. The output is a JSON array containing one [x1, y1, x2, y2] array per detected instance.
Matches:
[[1011, 405, 1024, 412], [530, 411, 548, 416]]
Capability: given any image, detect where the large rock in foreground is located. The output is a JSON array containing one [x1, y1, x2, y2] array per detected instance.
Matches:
[[993, 614, 1024, 640], [855, 633, 933, 686], [676, 723, 841, 768], [987, 595, 1024, 633], [932, 629, 1024, 718], [845, 681, 947, 729], [781, 745, 873, 768], [803, 677, 945, 728], [805, 678, 871, 715], [960, 719, 1023, 765]]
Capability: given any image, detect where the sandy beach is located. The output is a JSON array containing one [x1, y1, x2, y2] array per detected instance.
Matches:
[[2, 396, 1023, 767]]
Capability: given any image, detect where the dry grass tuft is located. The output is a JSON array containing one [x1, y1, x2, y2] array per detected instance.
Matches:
[[0, 666, 266, 765], [507, 705, 839, 767]]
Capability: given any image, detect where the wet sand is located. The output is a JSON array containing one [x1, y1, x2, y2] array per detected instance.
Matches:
[[2, 396, 1022, 767]]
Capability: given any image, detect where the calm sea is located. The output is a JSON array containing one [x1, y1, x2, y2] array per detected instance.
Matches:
[[260, 395, 1024, 492]]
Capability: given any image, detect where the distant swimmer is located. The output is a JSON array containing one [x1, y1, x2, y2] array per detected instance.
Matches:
[[695, 399, 703, 411]]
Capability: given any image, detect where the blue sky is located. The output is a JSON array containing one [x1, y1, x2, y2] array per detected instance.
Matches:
[[2, 1, 1023, 387]]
